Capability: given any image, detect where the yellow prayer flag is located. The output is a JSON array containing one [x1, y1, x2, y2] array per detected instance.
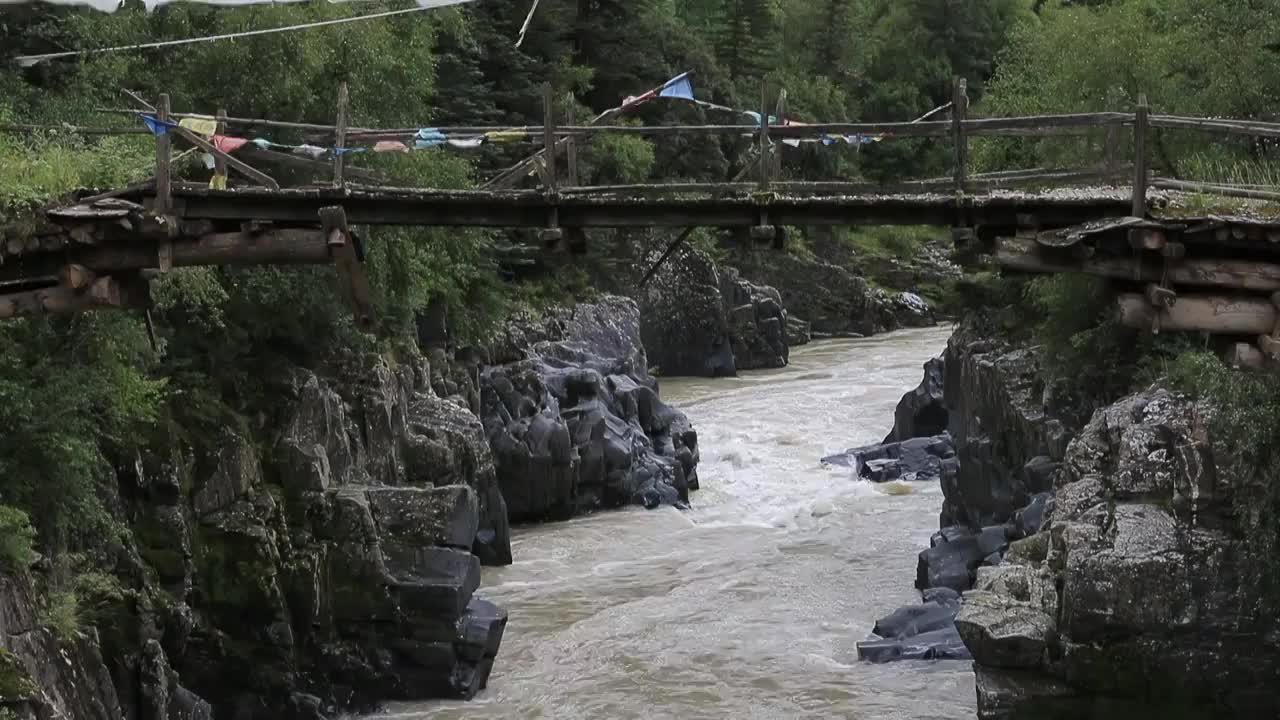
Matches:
[[180, 117, 219, 136], [484, 130, 529, 143], [209, 174, 228, 190]]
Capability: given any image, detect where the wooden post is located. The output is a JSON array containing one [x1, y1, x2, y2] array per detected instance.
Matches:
[[1104, 120, 1120, 183], [542, 83, 557, 193], [565, 93, 579, 187], [213, 108, 228, 189], [952, 77, 969, 194], [758, 80, 771, 191], [319, 206, 373, 331], [774, 88, 788, 179], [333, 81, 350, 189], [1132, 94, 1150, 217], [155, 94, 172, 212]]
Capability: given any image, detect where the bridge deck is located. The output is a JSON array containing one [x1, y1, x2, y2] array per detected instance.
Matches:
[[135, 185, 1146, 229]]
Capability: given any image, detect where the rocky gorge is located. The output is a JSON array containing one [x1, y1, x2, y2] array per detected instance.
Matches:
[[857, 318, 1280, 718], [0, 294, 701, 720]]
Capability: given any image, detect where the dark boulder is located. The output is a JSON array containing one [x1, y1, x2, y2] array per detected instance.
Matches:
[[481, 297, 699, 521], [916, 524, 1011, 593], [857, 591, 972, 664], [720, 266, 790, 370], [883, 357, 948, 444], [821, 433, 955, 483]]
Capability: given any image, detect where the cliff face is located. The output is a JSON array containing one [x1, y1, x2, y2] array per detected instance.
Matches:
[[2, 351, 512, 720], [639, 246, 792, 376], [480, 296, 700, 521], [731, 252, 935, 337], [940, 325, 1280, 718]]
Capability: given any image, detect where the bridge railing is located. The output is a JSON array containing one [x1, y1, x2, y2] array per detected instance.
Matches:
[[8, 81, 1280, 211]]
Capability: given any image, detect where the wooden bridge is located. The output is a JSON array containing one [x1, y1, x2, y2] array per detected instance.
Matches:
[[5, 81, 1280, 360]]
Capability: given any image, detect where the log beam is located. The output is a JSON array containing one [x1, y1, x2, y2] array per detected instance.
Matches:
[[1116, 293, 1275, 335], [0, 275, 148, 319], [0, 229, 334, 283], [996, 237, 1280, 293]]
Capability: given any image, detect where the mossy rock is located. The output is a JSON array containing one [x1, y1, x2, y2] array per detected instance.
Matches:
[[0, 649, 37, 703], [1007, 532, 1050, 564]]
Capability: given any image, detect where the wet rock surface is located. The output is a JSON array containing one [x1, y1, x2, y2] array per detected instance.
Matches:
[[857, 587, 971, 663], [481, 296, 699, 521], [822, 434, 956, 484]]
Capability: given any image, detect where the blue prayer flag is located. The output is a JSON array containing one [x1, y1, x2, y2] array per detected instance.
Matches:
[[138, 113, 177, 136], [658, 73, 695, 101]]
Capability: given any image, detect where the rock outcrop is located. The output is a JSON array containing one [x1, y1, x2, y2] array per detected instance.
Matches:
[[480, 296, 700, 521], [23, 352, 516, 720], [730, 252, 936, 337], [941, 323, 1070, 528], [884, 356, 948, 444], [963, 388, 1280, 718], [638, 246, 793, 376]]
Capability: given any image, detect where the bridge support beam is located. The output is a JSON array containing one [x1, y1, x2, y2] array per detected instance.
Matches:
[[319, 206, 374, 332], [0, 274, 149, 319]]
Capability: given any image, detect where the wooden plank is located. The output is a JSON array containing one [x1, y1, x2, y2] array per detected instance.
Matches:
[[0, 123, 151, 135], [1150, 115, 1280, 140], [1105, 121, 1120, 181], [542, 83, 557, 193], [1151, 178, 1280, 202], [952, 77, 969, 194], [1117, 292, 1275, 334], [1132, 95, 1150, 217], [318, 206, 373, 331], [565, 94, 580, 187], [155, 94, 173, 212], [758, 81, 771, 191], [173, 127, 280, 190], [214, 108, 228, 187], [333, 82, 349, 189]]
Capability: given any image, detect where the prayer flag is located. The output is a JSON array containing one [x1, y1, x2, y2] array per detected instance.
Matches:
[[658, 73, 695, 101], [373, 140, 410, 153], [179, 117, 218, 136], [138, 113, 177, 136], [212, 135, 249, 154]]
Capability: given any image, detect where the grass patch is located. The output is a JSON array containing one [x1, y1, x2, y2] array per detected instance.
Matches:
[[844, 226, 941, 261]]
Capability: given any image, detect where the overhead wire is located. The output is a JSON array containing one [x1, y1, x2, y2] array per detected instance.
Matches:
[[11, 0, 476, 67]]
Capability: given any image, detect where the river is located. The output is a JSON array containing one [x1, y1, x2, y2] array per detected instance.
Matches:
[[387, 326, 974, 720]]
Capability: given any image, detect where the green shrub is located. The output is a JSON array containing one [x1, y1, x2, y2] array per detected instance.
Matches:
[[1164, 352, 1280, 466], [40, 591, 80, 642], [0, 507, 35, 571]]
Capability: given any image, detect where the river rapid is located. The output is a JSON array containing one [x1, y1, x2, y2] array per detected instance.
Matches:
[[388, 326, 974, 720]]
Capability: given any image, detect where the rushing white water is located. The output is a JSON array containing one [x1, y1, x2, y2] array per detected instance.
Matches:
[[388, 326, 974, 720]]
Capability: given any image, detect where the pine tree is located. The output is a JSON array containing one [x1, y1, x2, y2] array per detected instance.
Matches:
[[714, 0, 779, 81]]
